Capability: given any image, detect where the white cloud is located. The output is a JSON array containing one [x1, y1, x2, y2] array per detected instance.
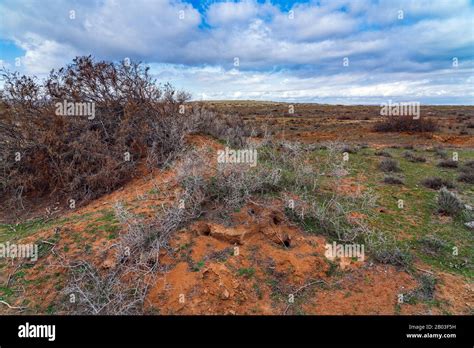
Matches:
[[0, 0, 472, 103], [14, 33, 79, 75], [150, 63, 474, 103]]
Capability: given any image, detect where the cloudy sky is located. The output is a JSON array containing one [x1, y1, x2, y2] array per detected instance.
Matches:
[[1, 0, 473, 104]]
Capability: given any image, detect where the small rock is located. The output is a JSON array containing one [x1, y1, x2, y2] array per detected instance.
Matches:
[[465, 205, 473, 211], [464, 221, 474, 229], [221, 288, 230, 300]]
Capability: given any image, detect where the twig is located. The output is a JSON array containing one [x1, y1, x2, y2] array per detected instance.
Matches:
[[415, 267, 434, 275], [0, 300, 27, 310], [283, 279, 344, 315]]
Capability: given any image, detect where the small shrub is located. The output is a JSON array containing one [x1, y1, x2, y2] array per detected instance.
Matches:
[[418, 235, 449, 255], [433, 147, 448, 159], [373, 116, 438, 133], [364, 230, 412, 266], [460, 160, 474, 172], [383, 175, 404, 185], [403, 274, 436, 304], [437, 187, 464, 216], [379, 158, 401, 173], [437, 160, 458, 168], [403, 151, 426, 163], [457, 172, 474, 184], [374, 150, 392, 158], [341, 144, 358, 154], [337, 115, 352, 120], [62, 260, 147, 314], [421, 177, 455, 190]]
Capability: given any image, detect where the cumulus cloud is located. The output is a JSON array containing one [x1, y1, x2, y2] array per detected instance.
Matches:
[[0, 0, 472, 103]]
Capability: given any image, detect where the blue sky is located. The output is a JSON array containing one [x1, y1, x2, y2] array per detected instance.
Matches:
[[1, 0, 473, 104]]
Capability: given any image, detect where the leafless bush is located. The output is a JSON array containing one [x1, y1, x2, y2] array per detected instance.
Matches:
[[364, 230, 411, 266], [421, 177, 455, 190], [457, 172, 474, 184], [285, 188, 376, 243], [403, 151, 426, 163], [457, 161, 474, 183], [0, 56, 192, 210], [373, 116, 438, 132], [210, 164, 282, 210], [62, 260, 149, 315], [432, 146, 448, 159], [190, 104, 250, 148], [255, 140, 319, 193], [63, 177, 208, 314], [115, 171, 207, 271], [402, 274, 436, 303], [437, 160, 458, 168], [374, 150, 392, 157], [461, 160, 474, 171]]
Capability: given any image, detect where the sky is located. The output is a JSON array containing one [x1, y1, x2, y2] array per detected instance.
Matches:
[[0, 0, 473, 104]]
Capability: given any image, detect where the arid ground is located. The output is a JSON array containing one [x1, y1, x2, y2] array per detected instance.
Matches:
[[1, 101, 473, 315]]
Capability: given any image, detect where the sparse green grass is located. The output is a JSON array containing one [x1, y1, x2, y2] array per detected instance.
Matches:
[[0, 211, 97, 243], [191, 260, 205, 272], [0, 218, 61, 244], [347, 147, 474, 277], [84, 209, 121, 239], [237, 267, 255, 278], [268, 145, 473, 276], [0, 286, 14, 301]]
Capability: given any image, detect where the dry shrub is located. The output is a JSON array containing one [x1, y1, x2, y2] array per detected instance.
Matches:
[[437, 160, 458, 168], [364, 230, 412, 266], [373, 116, 438, 132], [257, 140, 321, 193], [0, 56, 194, 210], [461, 160, 474, 170], [458, 161, 474, 183], [437, 187, 464, 216], [210, 164, 282, 210], [432, 147, 448, 159], [383, 175, 404, 185], [379, 158, 401, 173], [189, 104, 250, 148], [421, 177, 455, 190], [63, 148, 283, 313], [402, 151, 426, 163], [457, 172, 474, 184], [374, 150, 392, 158], [62, 260, 149, 315]]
